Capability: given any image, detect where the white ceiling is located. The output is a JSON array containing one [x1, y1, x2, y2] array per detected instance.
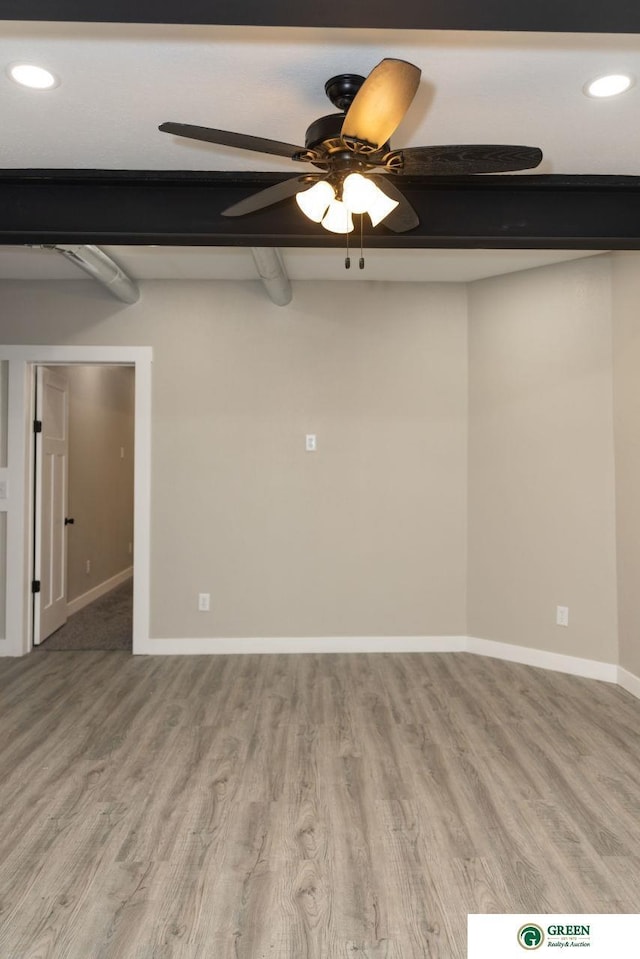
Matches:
[[3, 23, 640, 173], [1, 21, 636, 283], [0, 245, 605, 283]]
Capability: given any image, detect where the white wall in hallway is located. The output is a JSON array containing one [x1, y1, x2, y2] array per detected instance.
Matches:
[[64, 364, 135, 603]]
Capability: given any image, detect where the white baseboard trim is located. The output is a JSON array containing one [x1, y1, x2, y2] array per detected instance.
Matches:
[[126, 629, 640, 702], [67, 566, 133, 617], [466, 635, 618, 684], [617, 666, 640, 700], [137, 635, 468, 656]]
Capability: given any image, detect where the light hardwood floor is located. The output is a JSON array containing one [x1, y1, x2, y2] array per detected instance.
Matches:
[[0, 651, 638, 958]]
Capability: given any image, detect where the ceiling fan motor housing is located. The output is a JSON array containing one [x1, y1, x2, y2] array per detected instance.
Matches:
[[304, 113, 346, 150], [304, 113, 391, 157], [303, 72, 396, 156]]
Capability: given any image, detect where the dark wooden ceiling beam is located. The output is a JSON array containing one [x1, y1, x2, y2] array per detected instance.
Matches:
[[1, 0, 639, 32], [2, 171, 640, 249]]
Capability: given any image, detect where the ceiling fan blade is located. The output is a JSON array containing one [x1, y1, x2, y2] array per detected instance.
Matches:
[[369, 175, 419, 233], [222, 176, 321, 217], [159, 122, 305, 160], [395, 144, 543, 176], [341, 59, 421, 150]]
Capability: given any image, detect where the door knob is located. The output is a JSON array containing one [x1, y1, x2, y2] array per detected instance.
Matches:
[[64, 517, 75, 526]]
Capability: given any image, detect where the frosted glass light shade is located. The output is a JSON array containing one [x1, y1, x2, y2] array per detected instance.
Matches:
[[367, 188, 399, 227], [342, 173, 399, 226], [295, 180, 335, 222], [321, 200, 354, 234], [296, 173, 397, 233], [342, 173, 377, 214]]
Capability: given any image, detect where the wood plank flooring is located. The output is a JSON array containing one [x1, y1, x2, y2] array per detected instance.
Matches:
[[0, 651, 638, 958]]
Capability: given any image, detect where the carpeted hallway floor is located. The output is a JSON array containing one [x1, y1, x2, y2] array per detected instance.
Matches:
[[38, 580, 133, 651]]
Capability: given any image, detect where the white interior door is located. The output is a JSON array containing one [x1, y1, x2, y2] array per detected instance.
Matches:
[[34, 367, 70, 644]]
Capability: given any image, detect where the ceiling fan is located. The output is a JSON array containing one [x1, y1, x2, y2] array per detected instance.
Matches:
[[159, 58, 543, 236]]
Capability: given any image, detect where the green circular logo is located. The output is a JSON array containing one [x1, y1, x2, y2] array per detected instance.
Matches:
[[517, 924, 545, 950]]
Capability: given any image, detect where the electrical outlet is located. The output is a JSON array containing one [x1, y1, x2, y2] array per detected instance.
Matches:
[[198, 593, 210, 612], [85, 559, 91, 575], [305, 434, 317, 452], [556, 605, 569, 627]]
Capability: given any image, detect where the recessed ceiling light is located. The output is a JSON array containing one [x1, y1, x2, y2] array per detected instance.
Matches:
[[8, 63, 59, 90], [584, 73, 634, 98]]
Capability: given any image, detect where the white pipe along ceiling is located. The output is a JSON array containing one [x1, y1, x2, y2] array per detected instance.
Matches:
[[250, 247, 292, 306], [45, 244, 140, 304], [38, 244, 290, 306]]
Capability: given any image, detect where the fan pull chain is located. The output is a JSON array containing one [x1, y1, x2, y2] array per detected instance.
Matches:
[[345, 221, 351, 270], [359, 214, 365, 270]]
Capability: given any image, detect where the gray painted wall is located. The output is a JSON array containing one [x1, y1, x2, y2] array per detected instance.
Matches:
[[0, 360, 7, 639], [0, 279, 468, 640], [612, 253, 640, 677], [467, 256, 618, 664], [0, 258, 638, 672]]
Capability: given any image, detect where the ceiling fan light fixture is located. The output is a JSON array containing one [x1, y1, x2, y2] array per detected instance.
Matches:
[[321, 199, 355, 234], [8, 62, 58, 89], [295, 180, 335, 222], [168, 58, 543, 237], [584, 73, 634, 98]]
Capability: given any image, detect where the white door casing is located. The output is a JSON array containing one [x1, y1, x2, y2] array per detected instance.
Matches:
[[0, 345, 151, 657], [34, 367, 69, 644]]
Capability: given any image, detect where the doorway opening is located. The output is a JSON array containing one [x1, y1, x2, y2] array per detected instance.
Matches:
[[0, 344, 151, 658], [33, 364, 135, 651]]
